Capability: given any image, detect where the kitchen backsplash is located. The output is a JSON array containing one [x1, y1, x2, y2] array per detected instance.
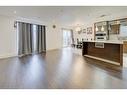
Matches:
[[109, 34, 127, 40]]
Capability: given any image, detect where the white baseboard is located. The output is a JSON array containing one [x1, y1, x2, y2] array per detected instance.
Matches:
[[46, 47, 61, 51], [0, 53, 17, 59]]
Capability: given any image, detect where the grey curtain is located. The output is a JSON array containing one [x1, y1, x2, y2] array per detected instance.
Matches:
[[71, 29, 74, 44], [36, 25, 46, 53], [17, 22, 33, 56]]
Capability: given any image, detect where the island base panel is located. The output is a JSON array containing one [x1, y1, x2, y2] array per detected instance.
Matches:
[[82, 42, 123, 66]]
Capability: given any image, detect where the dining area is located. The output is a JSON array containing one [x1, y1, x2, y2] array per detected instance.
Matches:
[[72, 38, 84, 49]]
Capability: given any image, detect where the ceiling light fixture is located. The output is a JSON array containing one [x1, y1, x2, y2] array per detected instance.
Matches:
[[95, 26, 98, 32], [75, 26, 81, 32], [101, 26, 104, 31], [75, 24, 82, 32]]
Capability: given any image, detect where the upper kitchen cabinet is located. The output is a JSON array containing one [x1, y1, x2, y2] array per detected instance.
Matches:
[[94, 21, 108, 33], [108, 20, 120, 34], [119, 19, 127, 37], [108, 18, 127, 35]]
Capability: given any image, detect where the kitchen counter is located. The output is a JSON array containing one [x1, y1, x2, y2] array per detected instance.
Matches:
[[82, 41, 123, 66], [83, 40, 123, 44]]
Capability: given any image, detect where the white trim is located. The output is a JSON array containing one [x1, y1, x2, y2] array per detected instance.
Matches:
[[84, 55, 120, 66], [0, 53, 17, 59]]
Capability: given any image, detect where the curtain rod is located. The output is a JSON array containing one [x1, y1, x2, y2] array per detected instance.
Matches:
[[15, 21, 47, 27]]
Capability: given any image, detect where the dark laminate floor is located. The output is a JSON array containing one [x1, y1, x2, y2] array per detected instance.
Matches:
[[0, 47, 127, 89]]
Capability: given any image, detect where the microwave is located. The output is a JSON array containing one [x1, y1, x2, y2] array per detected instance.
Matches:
[[95, 36, 107, 40], [95, 32, 108, 41]]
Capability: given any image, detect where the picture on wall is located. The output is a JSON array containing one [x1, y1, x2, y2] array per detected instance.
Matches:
[[87, 27, 92, 34], [78, 30, 82, 34], [82, 29, 86, 34]]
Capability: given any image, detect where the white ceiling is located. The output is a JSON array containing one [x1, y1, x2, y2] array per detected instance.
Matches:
[[0, 6, 127, 26]]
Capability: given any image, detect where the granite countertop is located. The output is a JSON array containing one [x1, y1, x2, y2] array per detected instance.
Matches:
[[83, 40, 123, 44]]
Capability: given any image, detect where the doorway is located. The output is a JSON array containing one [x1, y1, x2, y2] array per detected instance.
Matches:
[[62, 29, 72, 47]]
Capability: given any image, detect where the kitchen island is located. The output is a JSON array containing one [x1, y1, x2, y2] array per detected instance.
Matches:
[[82, 40, 123, 66]]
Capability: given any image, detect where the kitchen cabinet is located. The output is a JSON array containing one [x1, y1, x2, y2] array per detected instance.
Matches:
[[108, 20, 120, 34], [123, 41, 127, 53], [109, 24, 120, 34], [82, 41, 123, 66]]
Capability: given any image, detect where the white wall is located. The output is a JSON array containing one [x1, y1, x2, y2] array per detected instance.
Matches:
[[46, 23, 62, 50], [0, 15, 17, 58], [0, 15, 63, 58]]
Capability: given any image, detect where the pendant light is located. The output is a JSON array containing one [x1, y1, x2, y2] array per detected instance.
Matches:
[[95, 26, 98, 32], [101, 25, 104, 31], [75, 26, 81, 32]]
